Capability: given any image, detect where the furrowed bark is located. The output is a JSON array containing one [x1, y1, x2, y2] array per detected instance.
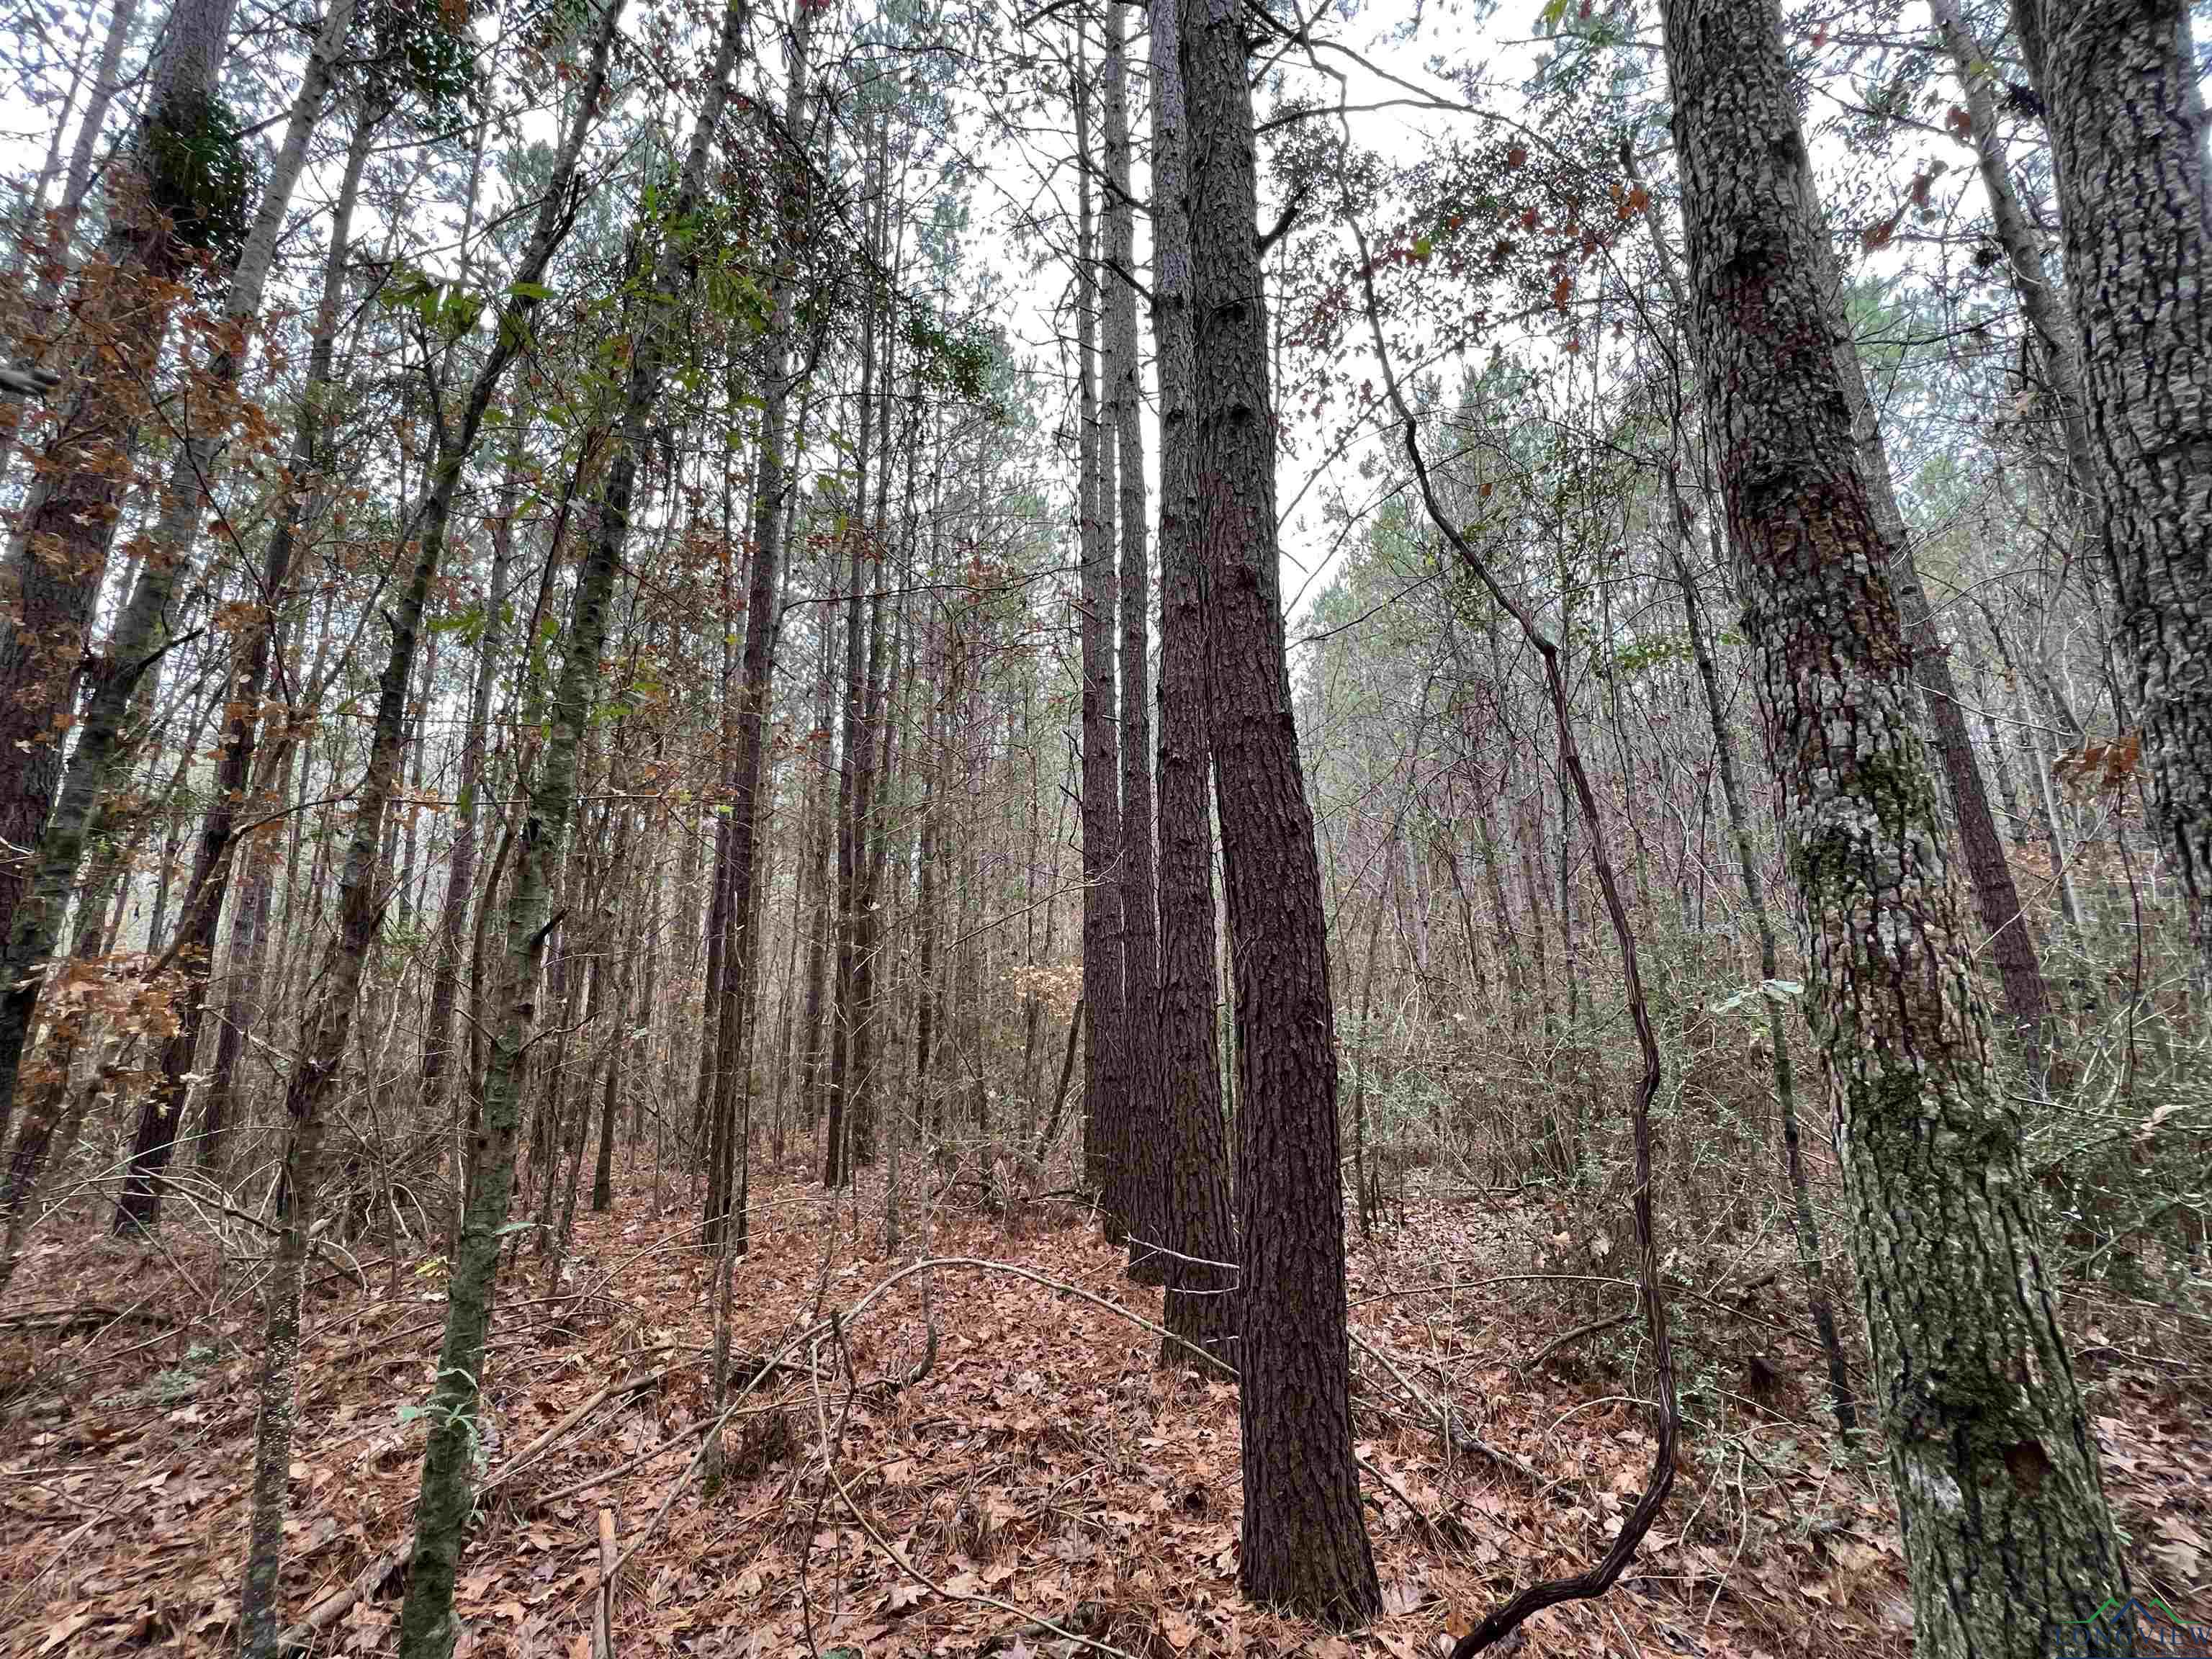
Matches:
[[2011, 0, 2212, 984], [1146, 0, 1237, 1364], [1186, 0, 1377, 1619], [1659, 3, 2126, 1653]]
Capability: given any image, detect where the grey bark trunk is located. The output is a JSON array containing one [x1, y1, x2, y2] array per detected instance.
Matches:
[[2013, 0, 2212, 984], [1659, 4, 2126, 1653]]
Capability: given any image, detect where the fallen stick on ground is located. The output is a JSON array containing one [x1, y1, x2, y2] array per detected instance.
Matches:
[[593, 1507, 619, 1659], [279, 1546, 406, 1653]]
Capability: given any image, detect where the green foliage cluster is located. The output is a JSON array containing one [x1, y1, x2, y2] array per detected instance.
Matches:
[[904, 302, 997, 404], [365, 0, 482, 117], [143, 89, 254, 259]]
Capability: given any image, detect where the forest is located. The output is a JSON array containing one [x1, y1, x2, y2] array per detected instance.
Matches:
[[0, 0, 2204, 1653]]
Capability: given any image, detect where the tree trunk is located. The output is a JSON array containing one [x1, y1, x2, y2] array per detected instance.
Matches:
[[1659, 4, 2126, 1653], [1146, 0, 1237, 1365], [1184, 0, 1377, 1619], [1072, 33, 1128, 1228], [231, 13, 624, 1647], [1101, 0, 1160, 1282], [0, 0, 240, 967], [2012, 0, 2212, 983], [155, 77, 382, 1185]]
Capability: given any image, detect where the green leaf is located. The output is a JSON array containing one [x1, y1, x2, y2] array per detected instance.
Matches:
[[507, 280, 554, 301]]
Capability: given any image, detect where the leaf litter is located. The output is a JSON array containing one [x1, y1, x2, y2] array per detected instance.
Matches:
[[0, 1166, 2203, 1658]]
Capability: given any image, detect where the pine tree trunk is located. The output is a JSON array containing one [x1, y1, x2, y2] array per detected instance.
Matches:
[[1184, 0, 1377, 1618], [1146, 0, 1237, 1364], [1659, 4, 2126, 1653], [1072, 33, 1128, 1226], [1100, 0, 1160, 1282]]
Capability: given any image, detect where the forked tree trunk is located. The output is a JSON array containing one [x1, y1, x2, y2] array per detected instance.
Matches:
[[2010, 0, 2212, 984], [1184, 0, 1377, 1619], [1658, 4, 2125, 1654]]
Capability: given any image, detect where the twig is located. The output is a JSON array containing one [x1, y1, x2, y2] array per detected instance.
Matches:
[[1524, 1307, 1637, 1372], [278, 1545, 407, 1653], [481, 1367, 670, 1496], [1349, 1330, 1541, 1483], [593, 1507, 619, 1659]]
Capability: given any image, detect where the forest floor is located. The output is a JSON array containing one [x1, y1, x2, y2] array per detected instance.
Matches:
[[1, 1161, 2206, 1659]]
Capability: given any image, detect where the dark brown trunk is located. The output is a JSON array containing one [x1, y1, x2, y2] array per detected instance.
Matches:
[[1146, 0, 1237, 1364], [1184, 0, 1377, 1618]]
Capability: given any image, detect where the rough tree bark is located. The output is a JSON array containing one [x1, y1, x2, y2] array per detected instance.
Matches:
[[1072, 34, 1128, 1229], [1145, 0, 1237, 1364], [2010, 0, 2212, 983], [1184, 0, 1377, 1619], [1658, 4, 2126, 1655]]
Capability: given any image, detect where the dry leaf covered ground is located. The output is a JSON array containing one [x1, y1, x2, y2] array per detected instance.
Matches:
[[1, 1166, 2204, 1658]]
